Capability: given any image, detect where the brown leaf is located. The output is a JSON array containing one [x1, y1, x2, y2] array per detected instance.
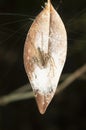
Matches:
[[23, 0, 67, 114]]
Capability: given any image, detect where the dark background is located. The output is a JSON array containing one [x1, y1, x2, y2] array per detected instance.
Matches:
[[0, 0, 86, 130]]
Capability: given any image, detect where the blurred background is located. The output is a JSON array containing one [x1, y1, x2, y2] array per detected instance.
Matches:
[[0, 0, 86, 130]]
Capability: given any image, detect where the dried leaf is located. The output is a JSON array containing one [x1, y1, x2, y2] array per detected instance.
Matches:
[[23, 0, 67, 114]]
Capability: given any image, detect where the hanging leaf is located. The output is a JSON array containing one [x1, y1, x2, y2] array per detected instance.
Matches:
[[23, 0, 67, 114]]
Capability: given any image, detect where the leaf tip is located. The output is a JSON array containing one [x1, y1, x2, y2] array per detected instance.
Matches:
[[35, 91, 54, 114]]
